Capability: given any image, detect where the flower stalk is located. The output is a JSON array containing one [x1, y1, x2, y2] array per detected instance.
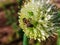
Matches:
[[23, 34, 29, 45]]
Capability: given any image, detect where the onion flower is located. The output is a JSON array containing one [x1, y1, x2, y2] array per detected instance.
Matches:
[[18, 0, 60, 42]]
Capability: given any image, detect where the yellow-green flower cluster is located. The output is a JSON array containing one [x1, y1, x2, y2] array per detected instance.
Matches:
[[19, 0, 57, 42]]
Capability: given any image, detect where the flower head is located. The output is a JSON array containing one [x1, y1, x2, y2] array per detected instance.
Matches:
[[19, 0, 59, 42]]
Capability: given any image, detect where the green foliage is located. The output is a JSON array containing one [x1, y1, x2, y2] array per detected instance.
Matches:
[[57, 29, 60, 45], [4, 6, 17, 25]]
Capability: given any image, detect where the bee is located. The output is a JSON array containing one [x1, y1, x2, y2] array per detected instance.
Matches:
[[23, 18, 33, 27]]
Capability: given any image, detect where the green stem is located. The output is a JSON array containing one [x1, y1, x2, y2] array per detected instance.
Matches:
[[23, 34, 29, 45], [57, 30, 60, 45]]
